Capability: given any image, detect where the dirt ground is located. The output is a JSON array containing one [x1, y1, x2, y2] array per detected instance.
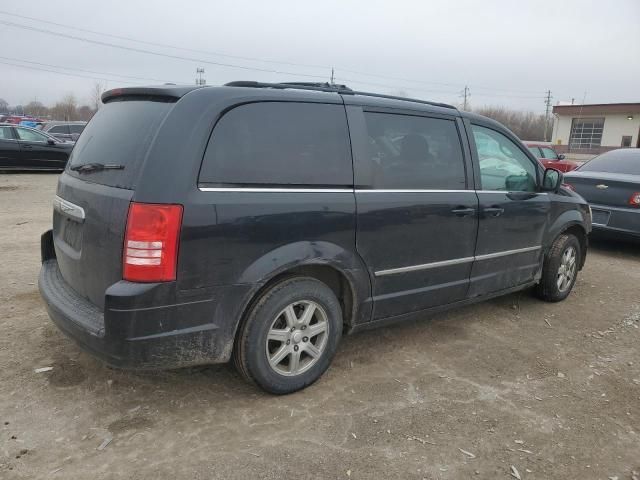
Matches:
[[1, 173, 639, 480]]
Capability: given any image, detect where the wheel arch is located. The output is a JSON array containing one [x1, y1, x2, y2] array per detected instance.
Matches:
[[233, 241, 372, 347], [546, 219, 588, 270]]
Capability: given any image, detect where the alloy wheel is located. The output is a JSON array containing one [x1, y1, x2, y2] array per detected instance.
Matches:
[[556, 246, 577, 293], [265, 300, 330, 376]]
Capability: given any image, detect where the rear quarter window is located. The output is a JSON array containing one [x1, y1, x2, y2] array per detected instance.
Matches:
[[199, 102, 352, 187]]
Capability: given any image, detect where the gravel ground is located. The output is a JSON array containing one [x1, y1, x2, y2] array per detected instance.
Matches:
[[1, 173, 639, 480]]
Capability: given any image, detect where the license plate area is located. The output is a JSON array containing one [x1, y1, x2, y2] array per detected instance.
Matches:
[[591, 208, 610, 226], [60, 217, 83, 250]]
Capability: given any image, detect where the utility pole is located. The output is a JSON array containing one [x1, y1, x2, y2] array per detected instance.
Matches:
[[330, 68, 335, 86], [461, 85, 470, 110], [196, 67, 206, 86], [543, 89, 553, 142]]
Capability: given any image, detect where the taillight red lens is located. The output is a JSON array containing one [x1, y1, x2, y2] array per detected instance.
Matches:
[[629, 192, 640, 207], [123, 203, 183, 282]]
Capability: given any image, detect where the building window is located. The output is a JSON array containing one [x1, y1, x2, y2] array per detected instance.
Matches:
[[569, 117, 604, 149], [621, 136, 632, 148]]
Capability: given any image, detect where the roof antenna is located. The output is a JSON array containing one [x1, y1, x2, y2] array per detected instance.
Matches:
[[330, 68, 335, 86]]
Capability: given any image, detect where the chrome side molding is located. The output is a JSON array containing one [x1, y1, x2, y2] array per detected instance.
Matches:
[[375, 245, 541, 276]]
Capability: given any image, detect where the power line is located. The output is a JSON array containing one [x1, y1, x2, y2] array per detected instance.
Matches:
[[0, 9, 331, 71], [0, 19, 329, 80], [335, 76, 460, 95], [0, 59, 145, 85], [0, 10, 547, 96], [0, 55, 177, 83]]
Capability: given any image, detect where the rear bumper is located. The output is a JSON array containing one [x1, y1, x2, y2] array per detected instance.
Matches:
[[590, 203, 640, 238], [39, 231, 252, 369]]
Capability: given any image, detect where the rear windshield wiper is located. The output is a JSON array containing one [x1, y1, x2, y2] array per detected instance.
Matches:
[[70, 163, 125, 173]]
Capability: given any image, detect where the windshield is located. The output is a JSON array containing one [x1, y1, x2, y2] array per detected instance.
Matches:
[[579, 150, 640, 175], [67, 98, 174, 188]]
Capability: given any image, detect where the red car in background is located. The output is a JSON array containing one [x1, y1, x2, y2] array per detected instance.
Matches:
[[525, 143, 578, 172]]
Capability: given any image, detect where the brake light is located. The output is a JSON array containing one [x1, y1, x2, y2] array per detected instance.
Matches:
[[629, 192, 640, 207], [123, 203, 183, 282]]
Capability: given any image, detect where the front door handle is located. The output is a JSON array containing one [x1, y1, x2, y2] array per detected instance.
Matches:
[[483, 206, 505, 217], [451, 207, 476, 217]]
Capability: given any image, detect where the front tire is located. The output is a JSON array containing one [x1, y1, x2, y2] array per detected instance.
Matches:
[[233, 277, 343, 394], [535, 233, 581, 302]]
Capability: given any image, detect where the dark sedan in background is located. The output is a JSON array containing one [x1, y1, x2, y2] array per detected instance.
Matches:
[[0, 123, 74, 171], [565, 149, 640, 239]]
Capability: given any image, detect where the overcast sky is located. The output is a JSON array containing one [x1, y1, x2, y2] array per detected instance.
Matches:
[[1, 0, 638, 112]]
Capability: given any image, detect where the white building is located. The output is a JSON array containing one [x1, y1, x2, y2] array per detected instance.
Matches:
[[551, 102, 640, 159]]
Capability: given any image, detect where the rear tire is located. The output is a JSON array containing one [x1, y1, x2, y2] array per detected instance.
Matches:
[[535, 233, 581, 302], [233, 277, 342, 394]]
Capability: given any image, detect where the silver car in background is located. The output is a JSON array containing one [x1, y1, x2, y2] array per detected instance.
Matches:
[[39, 121, 87, 142]]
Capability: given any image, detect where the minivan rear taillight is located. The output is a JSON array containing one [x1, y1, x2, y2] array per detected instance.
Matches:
[[123, 203, 183, 282]]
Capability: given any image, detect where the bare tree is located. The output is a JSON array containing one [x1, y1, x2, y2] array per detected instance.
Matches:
[[89, 82, 105, 112], [472, 106, 546, 141], [24, 101, 48, 117], [60, 93, 77, 121], [0, 98, 8, 112], [77, 105, 94, 121]]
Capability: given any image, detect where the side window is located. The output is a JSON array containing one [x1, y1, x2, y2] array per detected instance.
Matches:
[[49, 125, 70, 134], [363, 112, 466, 189], [15, 128, 48, 143], [526, 146, 541, 157], [0, 126, 14, 140], [540, 147, 558, 160], [70, 125, 85, 134], [200, 102, 352, 186], [472, 125, 537, 192]]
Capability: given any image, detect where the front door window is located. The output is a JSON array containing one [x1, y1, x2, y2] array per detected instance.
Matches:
[[472, 125, 537, 192]]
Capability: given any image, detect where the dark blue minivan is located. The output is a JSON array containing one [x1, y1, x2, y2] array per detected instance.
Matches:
[[39, 82, 591, 394]]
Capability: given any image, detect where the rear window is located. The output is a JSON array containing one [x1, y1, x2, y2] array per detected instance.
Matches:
[[67, 99, 173, 188], [199, 102, 352, 187], [579, 150, 640, 175], [49, 125, 70, 134]]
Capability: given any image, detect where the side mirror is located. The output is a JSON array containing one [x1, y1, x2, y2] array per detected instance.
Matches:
[[557, 154, 565, 160], [47, 139, 56, 145], [542, 168, 562, 192]]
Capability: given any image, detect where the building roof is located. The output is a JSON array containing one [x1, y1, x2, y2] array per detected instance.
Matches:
[[552, 102, 640, 116]]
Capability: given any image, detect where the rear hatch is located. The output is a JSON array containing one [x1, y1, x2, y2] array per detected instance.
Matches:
[[53, 96, 175, 309]]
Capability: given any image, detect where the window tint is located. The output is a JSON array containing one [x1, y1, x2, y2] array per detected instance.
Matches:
[[200, 102, 352, 186], [363, 112, 466, 189], [472, 125, 537, 192], [540, 147, 558, 160], [49, 125, 70, 134], [68, 99, 173, 188], [16, 128, 48, 142], [579, 150, 640, 175], [70, 124, 85, 134], [0, 126, 13, 140]]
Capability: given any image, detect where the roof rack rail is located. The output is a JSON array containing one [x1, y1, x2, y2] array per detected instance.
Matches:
[[223, 81, 456, 110]]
